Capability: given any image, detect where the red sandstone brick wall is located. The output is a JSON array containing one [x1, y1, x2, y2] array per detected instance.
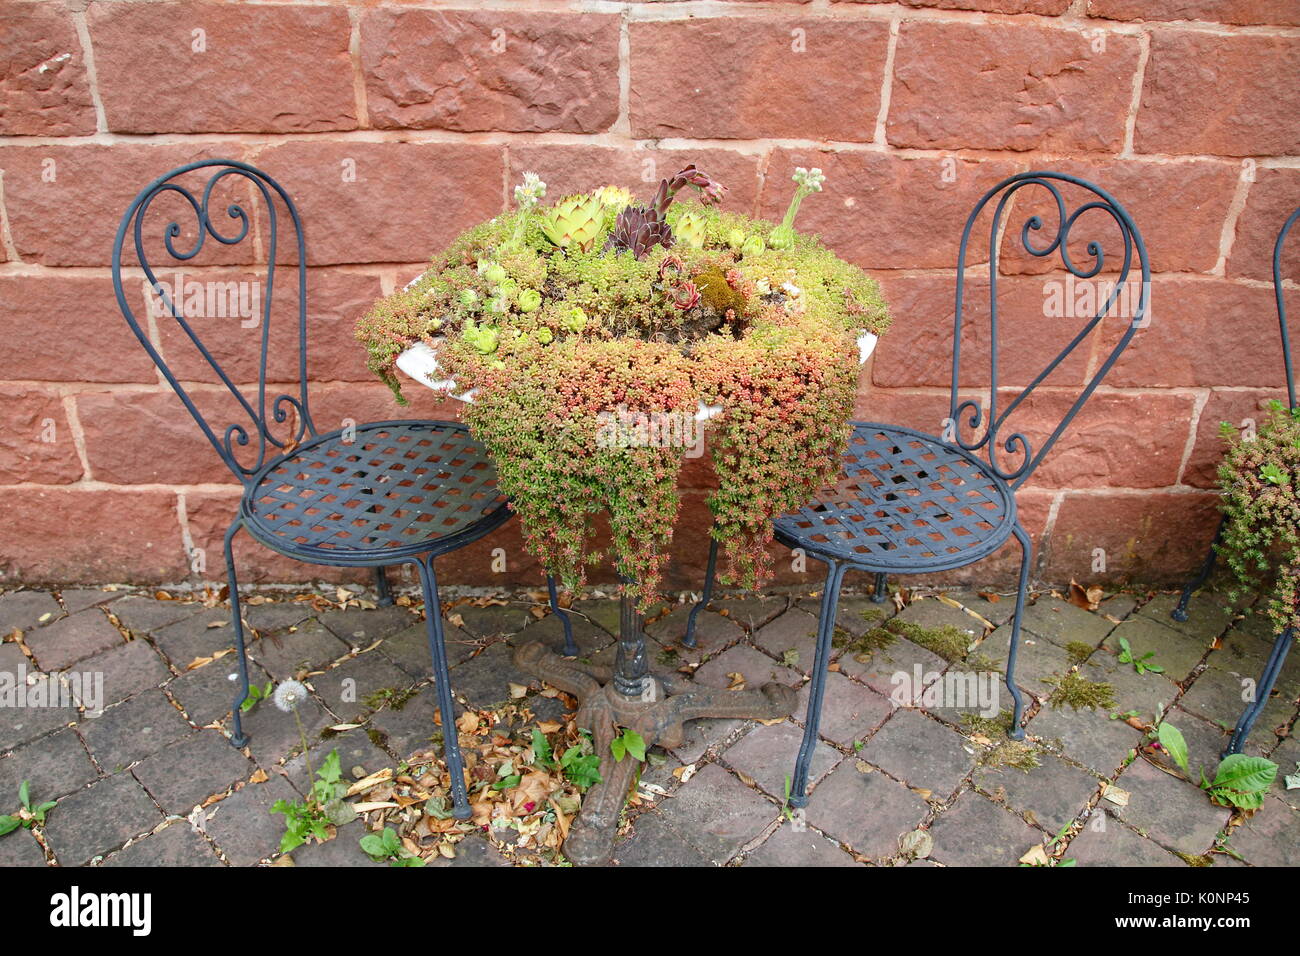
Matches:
[[1, 0, 1297, 593]]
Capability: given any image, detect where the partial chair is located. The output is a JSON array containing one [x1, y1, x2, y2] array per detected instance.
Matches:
[[1171, 205, 1299, 757], [112, 160, 571, 820], [767, 172, 1150, 806]]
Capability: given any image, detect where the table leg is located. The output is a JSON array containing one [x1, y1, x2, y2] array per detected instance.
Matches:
[[513, 590, 797, 866]]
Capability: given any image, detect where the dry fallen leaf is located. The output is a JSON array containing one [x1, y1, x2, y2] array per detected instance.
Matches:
[[673, 764, 697, 784], [726, 672, 746, 691], [1102, 783, 1130, 807], [1067, 579, 1104, 612], [1019, 844, 1051, 866]]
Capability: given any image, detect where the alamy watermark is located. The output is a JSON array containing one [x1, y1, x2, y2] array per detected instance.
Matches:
[[890, 665, 1000, 717], [1041, 275, 1152, 326], [144, 271, 262, 328], [0, 664, 103, 716], [595, 405, 706, 458]]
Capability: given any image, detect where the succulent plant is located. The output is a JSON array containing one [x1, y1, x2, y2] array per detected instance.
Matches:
[[674, 211, 708, 249], [560, 307, 588, 333], [593, 185, 634, 212], [517, 288, 543, 312], [606, 165, 726, 260], [741, 235, 766, 258], [462, 320, 499, 355], [541, 194, 605, 253], [605, 204, 675, 260]]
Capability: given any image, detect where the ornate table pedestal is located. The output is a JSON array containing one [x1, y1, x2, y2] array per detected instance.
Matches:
[[513, 594, 797, 866]]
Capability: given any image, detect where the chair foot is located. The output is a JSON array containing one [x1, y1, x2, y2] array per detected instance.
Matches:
[[416, 558, 473, 819], [1222, 627, 1293, 758], [373, 566, 394, 607], [230, 733, 249, 749], [683, 537, 719, 650], [871, 572, 888, 604], [225, 520, 253, 748]]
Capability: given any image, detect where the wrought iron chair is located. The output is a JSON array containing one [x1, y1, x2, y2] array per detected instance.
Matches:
[[1171, 205, 1299, 757], [111, 159, 573, 820], [686, 172, 1149, 807]]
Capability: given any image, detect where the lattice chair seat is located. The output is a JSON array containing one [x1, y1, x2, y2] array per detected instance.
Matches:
[[243, 420, 509, 563], [772, 422, 1016, 572]]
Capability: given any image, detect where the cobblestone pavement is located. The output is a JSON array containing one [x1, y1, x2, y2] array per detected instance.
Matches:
[[0, 581, 1295, 867]]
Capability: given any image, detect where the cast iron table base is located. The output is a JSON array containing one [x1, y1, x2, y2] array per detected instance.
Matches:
[[512, 596, 796, 866]]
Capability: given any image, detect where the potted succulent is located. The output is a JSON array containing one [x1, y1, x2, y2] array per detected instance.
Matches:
[[356, 164, 889, 608], [1218, 400, 1300, 637]]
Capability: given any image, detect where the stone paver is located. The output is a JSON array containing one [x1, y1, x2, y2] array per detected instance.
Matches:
[[743, 821, 861, 866], [1028, 703, 1144, 775], [657, 763, 776, 865], [721, 720, 839, 800], [204, 777, 302, 866], [1112, 756, 1232, 855], [249, 621, 350, 680], [58, 588, 121, 615], [693, 644, 801, 692], [613, 811, 712, 868], [78, 639, 171, 712], [1226, 795, 1300, 866], [0, 591, 63, 631], [102, 821, 223, 867], [319, 604, 418, 648], [752, 607, 822, 675], [79, 689, 194, 772], [44, 773, 163, 865], [376, 622, 477, 679], [309, 650, 415, 722], [167, 656, 272, 727], [860, 709, 976, 797], [929, 791, 1041, 866], [1066, 812, 1186, 866], [0, 827, 48, 866], [107, 595, 202, 635], [976, 753, 1100, 833], [0, 728, 97, 802], [133, 730, 254, 813], [26, 609, 124, 671], [793, 671, 893, 746], [804, 759, 930, 860], [0, 585, 1291, 869], [150, 607, 242, 669]]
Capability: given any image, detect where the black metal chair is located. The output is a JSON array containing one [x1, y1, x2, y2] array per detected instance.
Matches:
[[111, 159, 573, 820], [686, 172, 1149, 807], [1171, 205, 1299, 757]]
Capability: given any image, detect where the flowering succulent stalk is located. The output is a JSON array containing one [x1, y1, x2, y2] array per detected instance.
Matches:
[[606, 165, 726, 260], [505, 172, 547, 251], [769, 166, 827, 250]]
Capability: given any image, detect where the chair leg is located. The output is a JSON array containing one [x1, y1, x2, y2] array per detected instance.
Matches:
[[1172, 516, 1225, 623], [791, 561, 846, 809], [373, 566, 393, 607], [415, 557, 472, 819], [683, 536, 719, 650], [871, 572, 888, 604], [546, 574, 578, 657], [224, 520, 252, 749], [1004, 525, 1032, 741], [1222, 627, 1293, 758]]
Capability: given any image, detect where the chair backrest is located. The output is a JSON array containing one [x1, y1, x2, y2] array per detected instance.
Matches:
[[948, 171, 1150, 490], [112, 159, 316, 482], [1274, 206, 1299, 411]]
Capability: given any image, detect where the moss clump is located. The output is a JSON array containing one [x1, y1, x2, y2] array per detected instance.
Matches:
[[982, 739, 1042, 772], [885, 618, 975, 664], [961, 710, 1016, 738], [1042, 671, 1116, 711], [364, 686, 416, 712], [832, 624, 897, 658], [1065, 641, 1094, 665]]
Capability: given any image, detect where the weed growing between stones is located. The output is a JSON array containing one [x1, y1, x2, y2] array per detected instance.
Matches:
[[1041, 671, 1117, 711]]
